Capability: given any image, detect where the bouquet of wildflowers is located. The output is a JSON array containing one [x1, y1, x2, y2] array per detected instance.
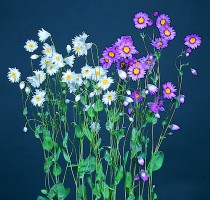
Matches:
[[8, 11, 201, 200]]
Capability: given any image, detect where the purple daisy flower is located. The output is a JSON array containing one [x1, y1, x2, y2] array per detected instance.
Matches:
[[156, 14, 171, 29], [163, 82, 177, 99], [102, 46, 119, 62], [116, 58, 129, 71], [100, 56, 113, 69], [133, 12, 149, 29], [155, 96, 165, 111], [128, 63, 146, 81], [151, 38, 168, 50], [184, 34, 201, 49], [141, 55, 156, 70], [160, 26, 176, 41], [149, 96, 165, 113], [131, 90, 143, 102]]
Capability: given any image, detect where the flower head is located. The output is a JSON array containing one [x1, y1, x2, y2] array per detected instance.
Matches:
[[46, 64, 59, 76], [160, 26, 176, 41], [147, 84, 158, 95], [140, 170, 149, 182], [7, 67, 21, 83], [90, 122, 101, 133], [24, 40, 38, 52], [133, 12, 149, 29], [102, 91, 117, 105], [62, 70, 75, 84], [27, 70, 46, 88], [98, 76, 114, 90], [130, 90, 143, 102], [116, 58, 129, 71], [128, 63, 146, 81], [163, 82, 177, 99], [40, 56, 51, 69], [42, 43, 53, 57], [151, 38, 168, 50], [169, 124, 180, 131], [184, 34, 201, 49], [81, 65, 93, 79], [138, 157, 144, 166], [38, 28, 51, 42], [64, 55, 75, 67], [100, 56, 113, 69], [92, 66, 107, 81], [156, 14, 171, 29], [31, 90, 46, 107], [52, 53, 64, 67], [191, 68, 198, 76], [176, 95, 185, 104], [141, 55, 155, 70], [102, 46, 119, 62]]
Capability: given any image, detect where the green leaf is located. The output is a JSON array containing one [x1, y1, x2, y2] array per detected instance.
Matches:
[[146, 111, 158, 124], [123, 151, 129, 166], [94, 99, 104, 112], [60, 82, 66, 88], [41, 189, 48, 195], [78, 156, 96, 178], [125, 172, 132, 189], [104, 150, 112, 165], [75, 125, 84, 139], [83, 127, 93, 143], [37, 196, 49, 200], [63, 132, 68, 148], [101, 182, 110, 199], [149, 151, 164, 172], [87, 107, 95, 118], [62, 150, 70, 162], [42, 139, 53, 151], [114, 165, 123, 185], [53, 163, 62, 176], [35, 125, 42, 138], [93, 138, 101, 154], [23, 107, 28, 116], [44, 156, 53, 173]]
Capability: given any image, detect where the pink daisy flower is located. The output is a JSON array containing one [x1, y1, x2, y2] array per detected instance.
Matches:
[[128, 63, 146, 81], [162, 82, 177, 99], [184, 34, 201, 49], [151, 38, 168, 50], [133, 12, 149, 29], [160, 26, 176, 41], [102, 46, 119, 62]]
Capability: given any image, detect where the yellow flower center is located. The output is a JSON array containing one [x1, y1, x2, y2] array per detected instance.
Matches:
[[38, 74, 42, 80], [97, 87, 101, 91], [49, 65, 54, 70], [103, 79, 109, 85], [133, 68, 140, 75], [95, 71, 100, 76], [138, 17, 144, 24], [165, 88, 171, 94], [29, 44, 34, 48], [107, 94, 112, 100], [164, 30, 171, 36], [147, 60, 152, 65], [11, 73, 17, 78], [157, 41, 163, 46], [66, 75, 71, 81], [135, 93, 140, 98], [105, 58, 109, 63], [108, 51, 115, 58], [36, 97, 41, 101], [135, 61, 140, 66], [46, 48, 51, 53], [123, 46, 130, 53], [75, 46, 80, 52], [189, 37, 196, 44], [160, 19, 166, 25], [56, 56, 60, 61], [45, 60, 50, 65]]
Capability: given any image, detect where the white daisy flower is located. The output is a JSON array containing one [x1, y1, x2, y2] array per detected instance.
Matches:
[[24, 40, 38, 52], [72, 32, 92, 56], [62, 70, 75, 84], [74, 73, 83, 86], [94, 86, 103, 95], [27, 70, 46, 88], [52, 52, 64, 68], [39, 56, 51, 69], [46, 64, 59, 76], [81, 65, 93, 79], [90, 122, 101, 133], [98, 76, 114, 90], [92, 66, 107, 81], [31, 90, 46, 107], [42, 43, 53, 57], [7, 68, 21, 83], [19, 81, 25, 89], [66, 45, 72, 53], [38, 28, 51, 42], [102, 90, 117, 105], [64, 55, 75, 67], [68, 84, 77, 93]]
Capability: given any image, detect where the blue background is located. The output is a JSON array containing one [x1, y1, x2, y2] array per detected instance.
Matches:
[[0, 0, 210, 199]]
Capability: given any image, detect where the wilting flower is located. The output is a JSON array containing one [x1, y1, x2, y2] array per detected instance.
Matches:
[[38, 28, 51, 42], [128, 64, 146, 81], [163, 82, 177, 99], [169, 124, 180, 131], [147, 84, 158, 95], [72, 32, 92, 56], [102, 91, 117, 105], [156, 14, 171, 29], [27, 70, 46, 88], [90, 122, 101, 133], [138, 157, 144, 166], [191, 68, 198, 76], [24, 40, 38, 52], [7, 68, 21, 83], [100, 56, 113, 69], [131, 90, 143, 102], [102, 46, 119, 62], [160, 26, 176, 40], [140, 170, 149, 182], [184, 34, 201, 49], [118, 70, 127, 80], [176, 95, 185, 104], [42, 43, 53, 57], [133, 12, 149, 29], [64, 55, 75, 67], [98, 76, 114, 90], [151, 38, 168, 50], [81, 65, 93, 79], [31, 90, 46, 107], [141, 55, 155, 70], [62, 70, 75, 84], [92, 66, 107, 81], [148, 96, 165, 113], [116, 58, 129, 71]]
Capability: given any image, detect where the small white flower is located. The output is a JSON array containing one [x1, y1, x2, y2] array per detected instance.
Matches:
[[102, 90, 117, 105], [94, 86, 102, 96], [23, 127, 28, 132], [25, 87, 30, 94], [81, 65, 93, 79], [74, 73, 83, 86], [46, 64, 59, 76], [42, 43, 53, 57], [40, 56, 51, 69], [129, 117, 134, 122], [30, 54, 39, 60], [118, 70, 127, 80], [68, 84, 77, 93], [148, 84, 158, 95], [65, 99, 70, 104], [90, 122, 101, 133], [119, 112, 124, 116], [19, 81, 25, 89], [66, 45, 72, 53], [24, 40, 38, 52], [31, 90, 46, 107], [7, 67, 21, 83], [155, 113, 160, 118], [89, 92, 95, 98], [126, 90, 131, 95], [92, 66, 107, 81], [52, 52, 64, 67], [126, 97, 134, 103], [64, 55, 75, 67], [98, 76, 114, 90], [62, 70, 75, 84], [75, 94, 81, 102], [38, 28, 51, 42], [27, 70, 46, 88]]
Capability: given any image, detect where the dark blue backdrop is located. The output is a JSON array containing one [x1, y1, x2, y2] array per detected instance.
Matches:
[[1, 0, 210, 199]]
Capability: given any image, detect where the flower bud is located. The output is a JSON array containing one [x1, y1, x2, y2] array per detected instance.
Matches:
[[75, 94, 81, 102], [140, 170, 149, 182], [25, 87, 30, 94], [23, 127, 28, 132], [138, 157, 144, 166], [19, 81, 25, 90], [65, 99, 70, 104], [30, 54, 39, 59], [169, 124, 180, 131], [191, 68, 198, 76], [66, 45, 72, 53], [118, 70, 127, 80], [129, 117, 134, 122]]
